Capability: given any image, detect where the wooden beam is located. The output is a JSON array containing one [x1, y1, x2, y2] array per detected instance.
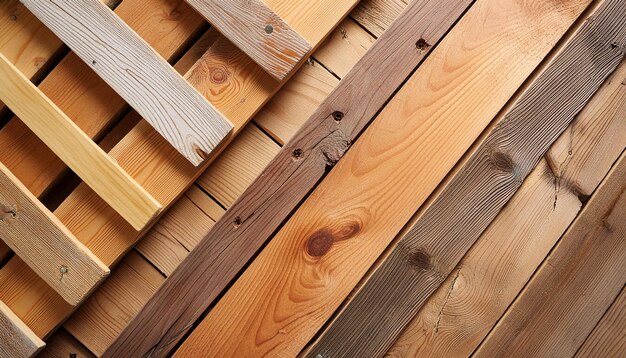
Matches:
[[106, 0, 473, 356], [0, 54, 162, 231], [576, 285, 626, 357], [185, 0, 311, 81], [475, 150, 626, 357], [21, 0, 234, 166], [0, 300, 45, 358], [0, 161, 109, 306], [38, 328, 95, 358], [306, 0, 625, 355]]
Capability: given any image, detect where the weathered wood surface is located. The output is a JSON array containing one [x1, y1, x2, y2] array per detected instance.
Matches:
[[307, 1, 625, 355], [0, 162, 109, 306], [38, 329, 95, 358], [576, 285, 626, 357], [185, 0, 311, 81], [0, 300, 45, 358], [475, 150, 626, 357], [388, 56, 626, 358], [107, 0, 473, 356], [0, 0, 356, 341], [0, 53, 161, 231], [21, 0, 234, 166]]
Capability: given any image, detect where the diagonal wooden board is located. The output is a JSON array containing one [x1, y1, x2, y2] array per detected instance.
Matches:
[[306, 0, 626, 355], [171, 0, 594, 356], [21, 0, 234, 166], [576, 285, 626, 357], [185, 0, 311, 81], [105, 0, 474, 355], [0, 301, 45, 358]]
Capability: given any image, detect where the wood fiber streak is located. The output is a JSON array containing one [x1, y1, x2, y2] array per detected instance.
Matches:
[[576, 285, 626, 357], [0, 300, 45, 358], [21, 0, 233, 165], [107, 1, 473, 356], [177, 0, 593, 356], [475, 151, 626, 357], [185, 0, 311, 80], [307, 1, 626, 356]]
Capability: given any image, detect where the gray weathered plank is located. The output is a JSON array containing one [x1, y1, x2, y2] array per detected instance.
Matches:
[[0, 300, 45, 358]]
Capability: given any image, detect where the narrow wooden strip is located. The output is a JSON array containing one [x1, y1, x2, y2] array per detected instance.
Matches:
[[185, 0, 311, 81], [107, 0, 474, 356], [475, 150, 626, 357], [0, 300, 45, 358], [576, 285, 626, 357], [21, 0, 234, 165], [0, 54, 162, 231], [306, 1, 625, 355], [0, 162, 109, 305]]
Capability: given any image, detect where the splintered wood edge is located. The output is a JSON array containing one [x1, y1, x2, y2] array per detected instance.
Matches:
[[185, 0, 312, 81], [0, 301, 45, 358], [0, 53, 162, 231], [20, 0, 233, 166]]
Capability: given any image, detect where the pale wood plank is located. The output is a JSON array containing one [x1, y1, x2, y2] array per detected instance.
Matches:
[[0, 162, 109, 306], [0, 54, 162, 231], [576, 285, 626, 357], [39, 329, 95, 358], [0, 300, 45, 358], [175, 0, 592, 355], [351, 0, 408, 37], [185, 0, 311, 81], [21, 0, 234, 166]]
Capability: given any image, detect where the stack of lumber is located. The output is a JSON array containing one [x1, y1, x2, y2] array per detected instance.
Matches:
[[0, 0, 624, 356]]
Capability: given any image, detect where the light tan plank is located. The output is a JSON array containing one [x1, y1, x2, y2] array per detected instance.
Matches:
[[0, 53, 161, 231], [352, 0, 408, 37], [576, 285, 626, 357], [0, 300, 45, 358], [0, 162, 109, 306], [185, 0, 311, 81], [21, 0, 234, 166]]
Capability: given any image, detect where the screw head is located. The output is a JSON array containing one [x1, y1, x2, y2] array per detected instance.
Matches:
[[265, 25, 274, 34], [60, 266, 68, 274]]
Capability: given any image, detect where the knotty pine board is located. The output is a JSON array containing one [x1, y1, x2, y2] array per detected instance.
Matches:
[[0, 0, 206, 198], [0, 0, 357, 340], [576, 285, 626, 357], [185, 0, 311, 81], [175, 0, 593, 356], [387, 57, 626, 358], [39, 329, 95, 358], [108, 0, 475, 355], [0, 300, 45, 358], [307, 1, 625, 354], [22, 0, 233, 166], [475, 150, 626, 357]]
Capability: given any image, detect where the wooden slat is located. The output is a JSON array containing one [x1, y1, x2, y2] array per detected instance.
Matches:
[[107, 0, 473, 355], [21, 0, 234, 166], [185, 0, 311, 81], [0, 54, 161, 231], [0, 0, 357, 342], [38, 329, 95, 358], [0, 162, 109, 305], [576, 285, 626, 357], [388, 57, 626, 358], [351, 0, 407, 37], [0, 300, 45, 358], [306, 1, 625, 355], [475, 150, 626, 357]]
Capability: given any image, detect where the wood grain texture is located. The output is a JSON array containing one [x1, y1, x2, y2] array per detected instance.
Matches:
[[0, 300, 45, 358], [185, 0, 311, 81], [475, 150, 626, 357], [0, 54, 162, 231], [0, 162, 109, 306], [576, 285, 626, 357], [388, 57, 626, 358], [307, 1, 625, 355], [108, 0, 473, 356], [21, 0, 234, 166], [39, 329, 95, 358], [351, 0, 407, 36], [0, 0, 356, 342]]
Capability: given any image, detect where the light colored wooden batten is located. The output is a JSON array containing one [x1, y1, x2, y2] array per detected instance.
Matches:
[[0, 53, 161, 231], [21, 0, 233, 166], [0, 300, 45, 358]]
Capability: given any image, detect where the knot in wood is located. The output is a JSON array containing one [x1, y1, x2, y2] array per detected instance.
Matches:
[[489, 150, 516, 173], [306, 219, 362, 257], [0, 204, 17, 220], [319, 130, 351, 167], [407, 249, 432, 270], [210, 67, 229, 84]]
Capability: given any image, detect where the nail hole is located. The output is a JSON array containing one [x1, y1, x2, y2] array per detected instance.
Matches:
[[265, 25, 274, 34], [92, 60, 97, 65], [10, 15, 17, 21], [70, 354, 77, 358], [233, 216, 242, 228], [416, 38, 430, 51], [610, 42, 618, 49], [292, 148, 304, 160], [332, 111, 344, 122]]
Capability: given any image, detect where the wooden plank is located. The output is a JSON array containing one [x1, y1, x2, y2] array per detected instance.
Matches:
[[0, 0, 357, 341], [306, 1, 625, 355], [39, 329, 95, 358], [388, 57, 626, 358], [185, 0, 311, 81], [0, 54, 162, 231], [0, 162, 109, 306], [107, 0, 474, 355], [21, 0, 234, 166], [0, 300, 45, 358], [351, 0, 407, 37], [576, 285, 626, 357], [475, 150, 626, 357]]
